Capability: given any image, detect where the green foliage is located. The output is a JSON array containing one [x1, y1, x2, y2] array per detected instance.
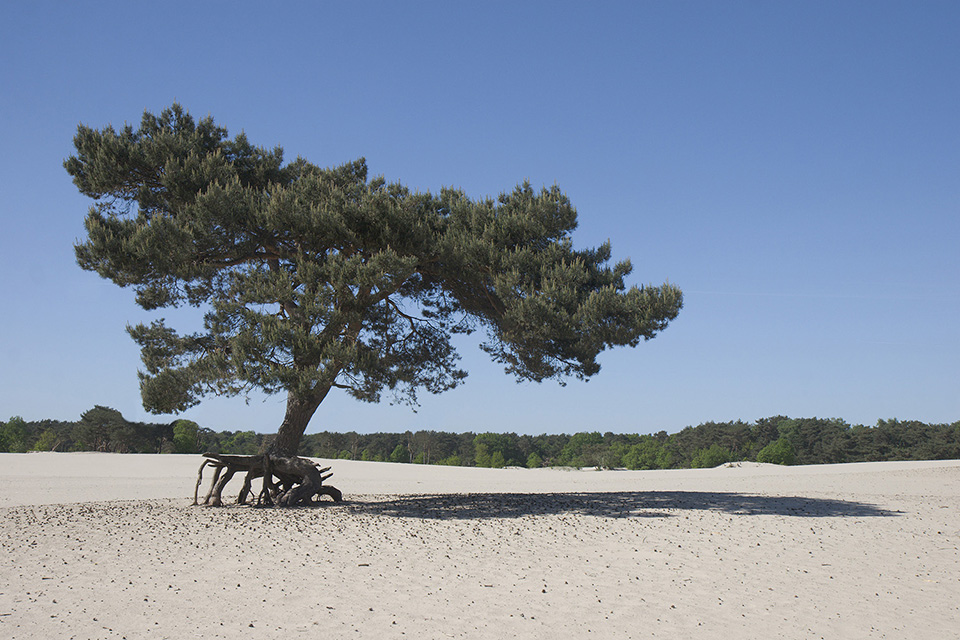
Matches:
[[0, 417, 28, 453], [669, 420, 754, 466], [757, 436, 796, 465], [774, 417, 852, 464], [559, 432, 603, 467], [172, 419, 200, 454], [74, 406, 136, 452], [389, 443, 408, 463], [604, 441, 630, 469], [691, 444, 734, 468], [66, 104, 682, 454], [474, 442, 492, 468], [5, 406, 959, 471], [474, 432, 519, 467], [655, 445, 676, 470], [623, 436, 664, 470], [222, 430, 260, 455], [32, 429, 60, 452]]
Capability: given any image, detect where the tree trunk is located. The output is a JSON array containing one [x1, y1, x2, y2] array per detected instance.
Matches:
[[267, 386, 331, 457], [192, 385, 342, 508]]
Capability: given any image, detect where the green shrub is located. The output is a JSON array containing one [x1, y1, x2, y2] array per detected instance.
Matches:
[[1, 416, 28, 452], [623, 437, 662, 470], [691, 444, 733, 468], [757, 437, 796, 465], [389, 444, 408, 463], [172, 419, 200, 454], [33, 429, 60, 452]]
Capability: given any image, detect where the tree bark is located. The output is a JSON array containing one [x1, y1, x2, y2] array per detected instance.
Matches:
[[268, 385, 331, 457]]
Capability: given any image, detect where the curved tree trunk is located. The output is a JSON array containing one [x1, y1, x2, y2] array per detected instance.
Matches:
[[268, 386, 331, 457], [194, 386, 342, 508]]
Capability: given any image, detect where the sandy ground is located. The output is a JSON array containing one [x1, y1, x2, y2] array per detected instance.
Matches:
[[1, 453, 958, 639]]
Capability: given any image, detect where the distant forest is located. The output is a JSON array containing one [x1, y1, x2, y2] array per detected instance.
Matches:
[[3, 406, 959, 469]]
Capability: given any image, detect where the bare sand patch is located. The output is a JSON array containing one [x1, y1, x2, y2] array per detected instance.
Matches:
[[1, 453, 958, 638]]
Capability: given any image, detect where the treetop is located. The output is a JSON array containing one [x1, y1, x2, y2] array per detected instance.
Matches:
[[67, 104, 682, 417]]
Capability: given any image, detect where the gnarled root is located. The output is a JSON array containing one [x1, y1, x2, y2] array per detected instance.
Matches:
[[196, 453, 342, 507]]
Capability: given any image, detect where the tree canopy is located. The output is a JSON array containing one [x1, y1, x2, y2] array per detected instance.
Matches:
[[66, 104, 682, 456]]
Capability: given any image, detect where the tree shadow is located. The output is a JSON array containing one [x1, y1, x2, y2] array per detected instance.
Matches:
[[339, 491, 901, 520]]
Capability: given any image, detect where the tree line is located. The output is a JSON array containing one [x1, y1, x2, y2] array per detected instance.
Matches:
[[2, 408, 958, 468]]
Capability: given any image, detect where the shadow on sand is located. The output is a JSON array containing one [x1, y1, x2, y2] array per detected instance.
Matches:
[[339, 491, 900, 520]]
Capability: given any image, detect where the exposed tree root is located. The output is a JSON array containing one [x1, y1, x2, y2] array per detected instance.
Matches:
[[194, 453, 342, 507]]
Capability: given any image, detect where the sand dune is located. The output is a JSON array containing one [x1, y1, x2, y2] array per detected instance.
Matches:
[[1, 453, 958, 638]]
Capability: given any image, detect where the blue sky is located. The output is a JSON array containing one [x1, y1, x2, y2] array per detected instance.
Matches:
[[1, 1, 957, 436]]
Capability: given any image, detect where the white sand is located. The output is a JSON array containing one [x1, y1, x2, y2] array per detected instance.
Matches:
[[1, 453, 958, 639]]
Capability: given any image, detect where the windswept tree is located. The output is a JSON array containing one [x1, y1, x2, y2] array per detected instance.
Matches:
[[66, 104, 681, 500]]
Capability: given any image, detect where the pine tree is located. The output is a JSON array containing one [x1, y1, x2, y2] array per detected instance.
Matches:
[[66, 104, 682, 463]]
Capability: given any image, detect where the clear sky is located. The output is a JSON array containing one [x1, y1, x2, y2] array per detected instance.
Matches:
[[1, 1, 957, 436]]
